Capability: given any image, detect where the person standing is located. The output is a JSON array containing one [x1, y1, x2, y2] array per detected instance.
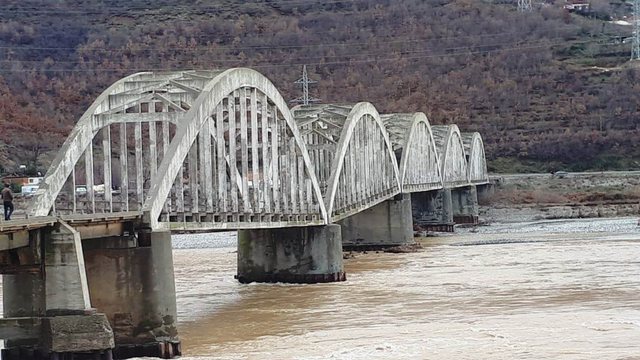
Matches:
[[2, 183, 14, 220]]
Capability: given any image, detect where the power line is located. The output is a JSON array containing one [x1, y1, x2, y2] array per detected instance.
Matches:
[[0, 38, 604, 73], [0, 36, 584, 69], [0, 29, 576, 53]]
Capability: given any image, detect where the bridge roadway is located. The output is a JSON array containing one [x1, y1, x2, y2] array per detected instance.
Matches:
[[0, 68, 489, 360]]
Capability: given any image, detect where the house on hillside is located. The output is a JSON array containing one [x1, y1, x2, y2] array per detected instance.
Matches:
[[1, 175, 44, 195], [564, 0, 590, 12]]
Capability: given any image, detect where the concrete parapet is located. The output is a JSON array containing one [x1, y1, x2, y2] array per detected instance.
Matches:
[[340, 193, 414, 248], [412, 188, 454, 231], [237, 224, 345, 283], [83, 230, 180, 359]]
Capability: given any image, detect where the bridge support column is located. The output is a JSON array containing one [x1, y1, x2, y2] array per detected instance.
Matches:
[[411, 189, 455, 232], [237, 224, 345, 283], [452, 185, 479, 224], [83, 230, 180, 359], [476, 183, 494, 204], [339, 193, 414, 248], [2, 222, 115, 360]]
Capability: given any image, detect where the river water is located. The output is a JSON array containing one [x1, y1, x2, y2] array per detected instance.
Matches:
[[162, 217, 640, 360]]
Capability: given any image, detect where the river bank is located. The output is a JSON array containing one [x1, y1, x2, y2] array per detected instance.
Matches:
[[482, 171, 640, 223]]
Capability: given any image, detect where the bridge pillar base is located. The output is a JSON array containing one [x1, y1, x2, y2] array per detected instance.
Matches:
[[237, 225, 345, 284], [339, 193, 414, 249], [452, 185, 479, 225], [83, 230, 180, 359], [412, 189, 454, 232], [2, 223, 115, 359]]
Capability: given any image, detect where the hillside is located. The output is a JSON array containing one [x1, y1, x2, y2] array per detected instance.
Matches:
[[0, 0, 638, 174]]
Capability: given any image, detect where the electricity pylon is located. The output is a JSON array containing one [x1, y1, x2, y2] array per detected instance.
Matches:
[[632, 0, 640, 60], [291, 65, 320, 106], [517, 0, 532, 12]]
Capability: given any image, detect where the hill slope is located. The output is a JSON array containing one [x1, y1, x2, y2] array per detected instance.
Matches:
[[0, 0, 638, 174]]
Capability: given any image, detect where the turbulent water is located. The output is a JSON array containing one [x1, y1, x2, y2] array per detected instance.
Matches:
[[158, 217, 640, 360]]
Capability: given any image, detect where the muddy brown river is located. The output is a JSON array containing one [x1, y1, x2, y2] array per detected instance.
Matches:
[[157, 217, 640, 359]]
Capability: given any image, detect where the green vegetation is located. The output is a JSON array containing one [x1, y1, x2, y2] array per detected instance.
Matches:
[[0, 0, 638, 174]]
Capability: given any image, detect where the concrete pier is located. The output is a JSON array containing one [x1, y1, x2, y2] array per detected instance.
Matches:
[[477, 183, 494, 204], [1, 222, 116, 360], [237, 225, 345, 283], [451, 185, 479, 224], [340, 193, 414, 248], [411, 189, 455, 232], [83, 230, 180, 359]]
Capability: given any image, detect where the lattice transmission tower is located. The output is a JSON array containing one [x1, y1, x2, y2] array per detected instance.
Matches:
[[632, 0, 640, 60], [291, 65, 320, 106], [517, 0, 532, 12]]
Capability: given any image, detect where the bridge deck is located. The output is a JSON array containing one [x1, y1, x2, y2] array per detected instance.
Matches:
[[0, 211, 143, 233]]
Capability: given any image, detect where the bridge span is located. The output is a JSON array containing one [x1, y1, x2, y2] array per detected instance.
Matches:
[[0, 68, 489, 359]]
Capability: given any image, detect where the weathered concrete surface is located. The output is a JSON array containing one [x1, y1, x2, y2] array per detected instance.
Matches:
[[431, 125, 469, 186], [41, 314, 114, 353], [45, 220, 92, 313], [476, 183, 494, 204], [237, 224, 345, 283], [3, 273, 46, 318], [451, 185, 479, 224], [462, 132, 489, 185], [83, 231, 179, 347], [0, 317, 41, 340], [340, 193, 414, 248], [381, 113, 442, 192], [412, 188, 454, 226]]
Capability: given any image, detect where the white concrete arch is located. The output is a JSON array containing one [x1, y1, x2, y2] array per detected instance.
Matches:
[[143, 68, 327, 230], [382, 112, 443, 192], [28, 70, 223, 217], [323, 102, 401, 221], [462, 132, 489, 184], [431, 125, 469, 187], [28, 72, 151, 216]]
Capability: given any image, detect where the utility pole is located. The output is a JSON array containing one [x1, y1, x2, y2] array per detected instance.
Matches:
[[517, 0, 532, 12], [291, 65, 320, 106], [632, 0, 640, 60]]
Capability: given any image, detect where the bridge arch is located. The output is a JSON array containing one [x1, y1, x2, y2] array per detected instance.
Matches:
[[431, 125, 469, 187], [462, 132, 489, 185], [294, 103, 401, 222], [382, 112, 443, 192], [28, 71, 150, 216], [28, 70, 230, 217], [143, 68, 327, 230]]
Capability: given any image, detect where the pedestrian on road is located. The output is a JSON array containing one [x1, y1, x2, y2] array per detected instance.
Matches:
[[2, 183, 14, 220]]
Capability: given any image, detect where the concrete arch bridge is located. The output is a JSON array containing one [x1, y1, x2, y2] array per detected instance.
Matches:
[[0, 68, 489, 360]]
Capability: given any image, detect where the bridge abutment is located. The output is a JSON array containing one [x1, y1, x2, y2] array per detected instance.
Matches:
[[236, 224, 345, 283], [451, 185, 479, 224], [411, 189, 455, 232], [339, 193, 414, 248], [83, 230, 180, 359]]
